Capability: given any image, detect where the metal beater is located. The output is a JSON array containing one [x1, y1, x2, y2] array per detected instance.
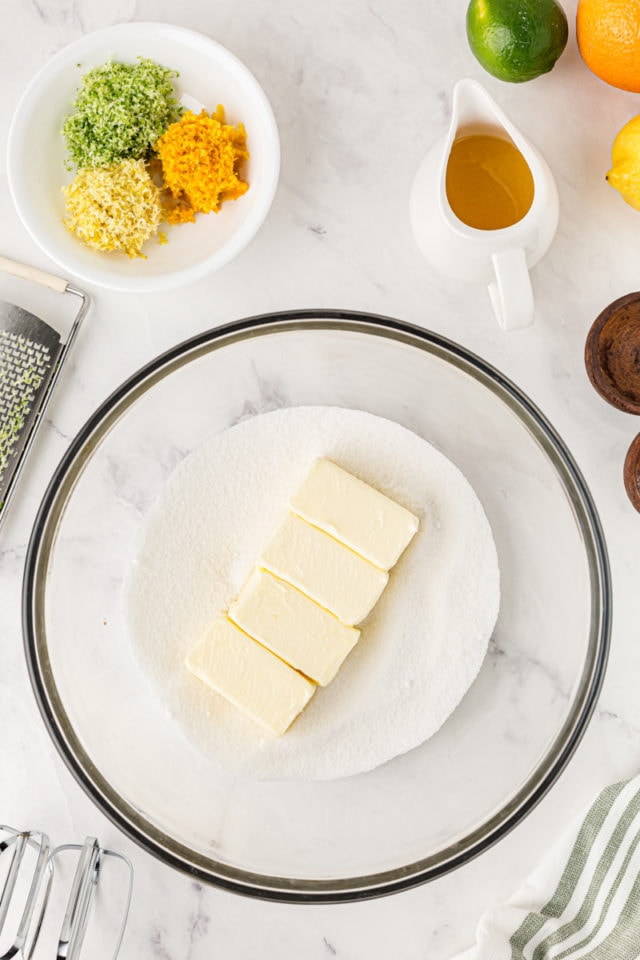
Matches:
[[0, 826, 133, 959]]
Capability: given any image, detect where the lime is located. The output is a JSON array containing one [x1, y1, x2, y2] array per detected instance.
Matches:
[[466, 0, 569, 83]]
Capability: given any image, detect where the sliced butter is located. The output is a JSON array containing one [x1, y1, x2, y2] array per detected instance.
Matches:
[[185, 617, 315, 736], [229, 569, 360, 686], [259, 513, 388, 626], [290, 458, 419, 570]]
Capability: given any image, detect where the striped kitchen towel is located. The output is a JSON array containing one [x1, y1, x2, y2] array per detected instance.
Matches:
[[454, 777, 640, 960]]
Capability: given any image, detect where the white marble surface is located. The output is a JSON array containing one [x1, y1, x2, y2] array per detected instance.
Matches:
[[1, 0, 639, 957]]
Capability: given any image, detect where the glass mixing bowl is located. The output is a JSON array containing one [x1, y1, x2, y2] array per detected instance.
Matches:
[[23, 311, 610, 902]]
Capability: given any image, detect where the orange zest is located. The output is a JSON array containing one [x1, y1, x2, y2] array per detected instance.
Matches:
[[154, 106, 249, 225]]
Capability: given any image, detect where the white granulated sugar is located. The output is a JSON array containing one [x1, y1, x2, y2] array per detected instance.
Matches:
[[124, 406, 500, 781]]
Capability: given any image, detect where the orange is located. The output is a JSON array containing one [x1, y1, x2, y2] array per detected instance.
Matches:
[[577, 0, 640, 92]]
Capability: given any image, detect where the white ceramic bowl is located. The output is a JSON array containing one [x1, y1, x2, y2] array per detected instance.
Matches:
[[7, 23, 280, 292]]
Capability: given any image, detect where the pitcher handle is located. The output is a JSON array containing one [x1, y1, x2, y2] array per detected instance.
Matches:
[[488, 249, 534, 331]]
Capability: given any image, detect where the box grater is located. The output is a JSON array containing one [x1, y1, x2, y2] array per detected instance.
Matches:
[[0, 255, 89, 531]]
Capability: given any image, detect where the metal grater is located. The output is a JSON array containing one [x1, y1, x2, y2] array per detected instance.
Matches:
[[0, 256, 89, 531]]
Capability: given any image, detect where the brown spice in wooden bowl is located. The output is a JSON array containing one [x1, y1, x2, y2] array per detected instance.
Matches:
[[585, 292, 640, 415]]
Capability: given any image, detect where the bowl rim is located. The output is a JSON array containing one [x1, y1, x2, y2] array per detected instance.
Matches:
[[6, 21, 280, 293], [22, 310, 611, 902]]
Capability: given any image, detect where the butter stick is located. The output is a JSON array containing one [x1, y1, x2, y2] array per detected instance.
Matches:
[[186, 617, 315, 736], [290, 458, 419, 570], [229, 569, 360, 686], [259, 512, 388, 626]]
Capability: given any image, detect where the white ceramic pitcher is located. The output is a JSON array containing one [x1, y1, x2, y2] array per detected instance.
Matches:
[[410, 78, 559, 331]]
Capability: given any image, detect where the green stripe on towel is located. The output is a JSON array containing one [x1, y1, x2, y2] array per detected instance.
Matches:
[[510, 780, 629, 959]]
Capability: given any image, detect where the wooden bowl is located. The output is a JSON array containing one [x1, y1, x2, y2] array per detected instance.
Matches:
[[624, 433, 640, 512], [585, 292, 640, 414]]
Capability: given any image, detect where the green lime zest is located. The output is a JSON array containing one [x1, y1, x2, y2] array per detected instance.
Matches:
[[0, 364, 44, 478], [62, 56, 183, 169]]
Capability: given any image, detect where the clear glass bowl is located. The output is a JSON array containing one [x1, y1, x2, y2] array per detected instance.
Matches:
[[23, 311, 611, 902]]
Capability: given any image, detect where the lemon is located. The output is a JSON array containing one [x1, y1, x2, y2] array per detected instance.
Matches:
[[607, 115, 640, 209], [467, 0, 569, 83]]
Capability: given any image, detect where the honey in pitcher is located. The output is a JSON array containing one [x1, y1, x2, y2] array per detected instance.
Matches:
[[445, 134, 534, 231]]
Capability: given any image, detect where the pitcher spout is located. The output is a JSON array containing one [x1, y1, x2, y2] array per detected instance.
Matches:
[[448, 77, 524, 150]]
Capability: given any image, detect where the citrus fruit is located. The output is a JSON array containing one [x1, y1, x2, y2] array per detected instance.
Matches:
[[577, 0, 640, 92], [607, 115, 640, 210], [466, 0, 569, 83]]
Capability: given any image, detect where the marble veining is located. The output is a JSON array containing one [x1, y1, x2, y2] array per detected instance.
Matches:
[[0, 0, 638, 958]]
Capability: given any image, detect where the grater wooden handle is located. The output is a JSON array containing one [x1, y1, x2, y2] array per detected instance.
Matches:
[[0, 255, 69, 294]]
